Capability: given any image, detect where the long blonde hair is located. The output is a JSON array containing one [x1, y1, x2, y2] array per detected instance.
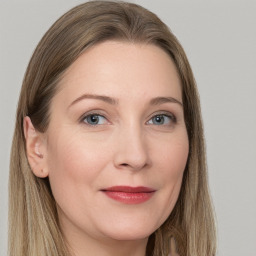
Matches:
[[9, 1, 216, 255]]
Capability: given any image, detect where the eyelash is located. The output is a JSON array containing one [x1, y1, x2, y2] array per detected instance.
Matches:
[[147, 112, 177, 126], [81, 113, 109, 126], [80, 112, 177, 127]]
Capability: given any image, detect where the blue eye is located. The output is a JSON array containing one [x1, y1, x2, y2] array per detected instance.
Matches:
[[82, 114, 107, 125], [148, 114, 175, 125]]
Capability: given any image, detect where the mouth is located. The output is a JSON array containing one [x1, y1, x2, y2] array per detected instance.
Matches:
[[100, 186, 156, 204]]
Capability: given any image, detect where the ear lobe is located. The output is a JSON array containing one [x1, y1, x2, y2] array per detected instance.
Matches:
[[23, 116, 49, 178]]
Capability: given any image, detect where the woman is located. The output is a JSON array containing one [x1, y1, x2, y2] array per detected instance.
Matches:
[[9, 1, 216, 255]]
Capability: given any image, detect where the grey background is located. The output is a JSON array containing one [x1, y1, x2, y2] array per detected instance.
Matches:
[[1, 1, 255, 255]]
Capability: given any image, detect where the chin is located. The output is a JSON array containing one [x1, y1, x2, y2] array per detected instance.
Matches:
[[99, 222, 158, 241], [107, 231, 151, 241]]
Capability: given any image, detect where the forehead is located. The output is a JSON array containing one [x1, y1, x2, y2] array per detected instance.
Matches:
[[56, 41, 182, 103]]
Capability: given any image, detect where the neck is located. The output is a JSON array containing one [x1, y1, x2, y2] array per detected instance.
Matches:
[[66, 232, 148, 256], [58, 206, 149, 256], [60, 217, 148, 256]]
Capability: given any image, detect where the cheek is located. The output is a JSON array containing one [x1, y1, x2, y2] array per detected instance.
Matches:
[[165, 135, 188, 192], [155, 133, 189, 212], [157, 131, 189, 177], [45, 131, 110, 205]]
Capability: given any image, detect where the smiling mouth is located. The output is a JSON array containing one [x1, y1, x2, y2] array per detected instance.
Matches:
[[101, 186, 156, 204]]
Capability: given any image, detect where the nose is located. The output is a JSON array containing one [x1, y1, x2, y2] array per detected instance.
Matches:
[[113, 124, 150, 171]]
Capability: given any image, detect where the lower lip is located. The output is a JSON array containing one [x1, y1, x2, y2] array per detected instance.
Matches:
[[102, 191, 155, 204]]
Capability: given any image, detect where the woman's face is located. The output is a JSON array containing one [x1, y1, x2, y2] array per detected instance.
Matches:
[[43, 41, 189, 243]]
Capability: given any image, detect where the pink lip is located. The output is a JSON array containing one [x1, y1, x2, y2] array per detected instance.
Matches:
[[101, 186, 156, 204]]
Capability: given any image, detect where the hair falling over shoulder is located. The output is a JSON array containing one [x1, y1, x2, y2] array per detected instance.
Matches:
[[9, 1, 216, 255]]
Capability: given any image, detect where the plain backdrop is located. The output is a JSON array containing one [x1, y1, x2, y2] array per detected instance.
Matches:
[[1, 1, 255, 255]]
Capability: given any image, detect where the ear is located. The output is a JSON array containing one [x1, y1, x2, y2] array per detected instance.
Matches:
[[23, 116, 49, 178]]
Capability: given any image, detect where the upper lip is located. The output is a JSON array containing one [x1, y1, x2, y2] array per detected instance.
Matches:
[[101, 186, 156, 193]]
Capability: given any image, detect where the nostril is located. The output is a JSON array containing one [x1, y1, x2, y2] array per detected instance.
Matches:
[[121, 163, 129, 166]]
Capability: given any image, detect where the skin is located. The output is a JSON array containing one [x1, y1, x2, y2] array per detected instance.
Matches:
[[25, 41, 188, 256]]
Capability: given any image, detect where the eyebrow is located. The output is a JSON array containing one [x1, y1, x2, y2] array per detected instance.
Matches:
[[150, 97, 183, 107], [68, 94, 118, 109], [68, 94, 183, 109]]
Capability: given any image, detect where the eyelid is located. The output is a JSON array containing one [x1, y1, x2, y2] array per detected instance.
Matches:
[[146, 111, 177, 123], [79, 111, 110, 125], [78, 110, 177, 127]]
